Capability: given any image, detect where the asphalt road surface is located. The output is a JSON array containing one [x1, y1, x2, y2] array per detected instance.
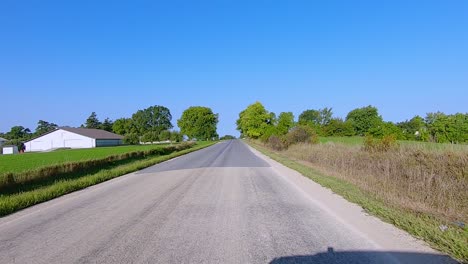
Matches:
[[0, 140, 456, 263]]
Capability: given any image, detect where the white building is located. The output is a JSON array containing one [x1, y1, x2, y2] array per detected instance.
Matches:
[[2, 145, 18, 155], [24, 127, 124, 152]]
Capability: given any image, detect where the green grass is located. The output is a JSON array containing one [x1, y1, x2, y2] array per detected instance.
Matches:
[[0, 141, 216, 217], [318, 136, 363, 145], [0, 144, 172, 174], [247, 140, 467, 262]]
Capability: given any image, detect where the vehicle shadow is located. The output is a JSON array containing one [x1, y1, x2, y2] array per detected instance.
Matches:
[[269, 247, 459, 264]]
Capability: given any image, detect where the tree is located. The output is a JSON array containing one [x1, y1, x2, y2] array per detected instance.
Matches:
[[345, 106, 383, 135], [276, 112, 295, 135], [132, 105, 173, 135], [178, 106, 219, 140], [170, 131, 184, 142], [322, 118, 355, 136], [397, 116, 426, 140], [220, 135, 236, 140], [298, 107, 333, 126], [100, 118, 114, 132], [425, 112, 468, 143], [85, 112, 101, 129], [35, 120, 58, 136], [6, 126, 31, 140], [158, 130, 171, 141], [368, 121, 404, 139], [112, 118, 136, 135], [236, 102, 274, 139]]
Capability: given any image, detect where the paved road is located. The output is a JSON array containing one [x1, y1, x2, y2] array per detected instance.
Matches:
[[0, 140, 456, 263]]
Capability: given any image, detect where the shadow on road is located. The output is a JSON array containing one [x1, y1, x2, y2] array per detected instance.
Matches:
[[269, 247, 458, 264]]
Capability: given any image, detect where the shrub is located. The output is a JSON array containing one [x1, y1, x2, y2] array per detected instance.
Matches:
[[363, 134, 399, 152], [123, 133, 140, 145], [267, 135, 286, 151], [284, 125, 318, 147]]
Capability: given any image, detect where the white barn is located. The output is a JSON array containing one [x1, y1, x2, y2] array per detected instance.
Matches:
[[24, 127, 124, 152]]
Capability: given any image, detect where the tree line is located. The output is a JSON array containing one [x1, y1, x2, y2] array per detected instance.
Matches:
[[1, 105, 220, 147], [237, 102, 468, 144]]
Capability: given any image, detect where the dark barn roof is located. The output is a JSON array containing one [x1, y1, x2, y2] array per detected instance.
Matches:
[[60, 127, 124, 140]]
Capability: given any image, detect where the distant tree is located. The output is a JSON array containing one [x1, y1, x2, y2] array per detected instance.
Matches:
[[368, 121, 405, 139], [132, 105, 173, 135], [397, 116, 427, 141], [112, 118, 136, 135], [322, 118, 355, 136], [170, 131, 184, 142], [236, 102, 275, 139], [425, 112, 468, 143], [100, 118, 114, 132], [141, 131, 159, 142], [276, 112, 295, 135], [123, 133, 140, 145], [298, 109, 321, 126], [298, 107, 333, 126], [220, 135, 236, 140], [35, 120, 58, 136], [85, 112, 101, 129], [345, 106, 383, 135], [6, 126, 31, 140], [158, 130, 171, 141], [178, 106, 219, 140]]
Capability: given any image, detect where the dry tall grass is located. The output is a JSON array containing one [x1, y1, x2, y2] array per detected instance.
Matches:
[[281, 142, 467, 222]]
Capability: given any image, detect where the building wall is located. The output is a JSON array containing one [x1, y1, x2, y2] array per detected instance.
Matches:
[[24, 130, 95, 152], [95, 139, 123, 147], [3, 146, 18, 155]]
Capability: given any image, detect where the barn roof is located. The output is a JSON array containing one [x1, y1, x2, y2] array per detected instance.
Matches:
[[60, 127, 124, 140]]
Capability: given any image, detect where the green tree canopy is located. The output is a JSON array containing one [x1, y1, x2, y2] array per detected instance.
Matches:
[[112, 118, 136, 135], [345, 106, 383, 135], [236, 102, 274, 139], [298, 108, 333, 126], [178, 106, 219, 140], [6, 126, 31, 140], [35, 120, 58, 136], [85, 112, 101, 129], [132, 105, 173, 135], [276, 112, 295, 135], [100, 118, 114, 132], [425, 112, 468, 143]]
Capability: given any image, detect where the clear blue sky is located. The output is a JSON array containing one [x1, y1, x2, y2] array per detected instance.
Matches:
[[1, 0, 467, 136]]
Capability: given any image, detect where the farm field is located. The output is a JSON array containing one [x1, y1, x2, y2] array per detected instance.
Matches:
[[0, 144, 171, 175]]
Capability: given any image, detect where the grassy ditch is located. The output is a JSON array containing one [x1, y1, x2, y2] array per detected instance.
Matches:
[[247, 140, 467, 262], [0, 141, 215, 217], [0, 144, 172, 174]]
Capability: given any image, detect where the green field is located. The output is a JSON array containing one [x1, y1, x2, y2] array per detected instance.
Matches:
[[0, 144, 171, 175], [0, 142, 215, 216]]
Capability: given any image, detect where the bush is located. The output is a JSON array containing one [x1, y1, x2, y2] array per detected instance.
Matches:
[[284, 125, 318, 147], [159, 130, 171, 141], [363, 134, 399, 152], [267, 135, 286, 151], [123, 133, 140, 145]]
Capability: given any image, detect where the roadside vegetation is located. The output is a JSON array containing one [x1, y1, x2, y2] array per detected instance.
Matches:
[[238, 101, 468, 261], [0, 104, 221, 149], [0, 141, 215, 217]]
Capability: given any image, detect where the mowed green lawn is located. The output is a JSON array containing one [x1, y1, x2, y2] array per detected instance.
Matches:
[[0, 144, 170, 174]]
